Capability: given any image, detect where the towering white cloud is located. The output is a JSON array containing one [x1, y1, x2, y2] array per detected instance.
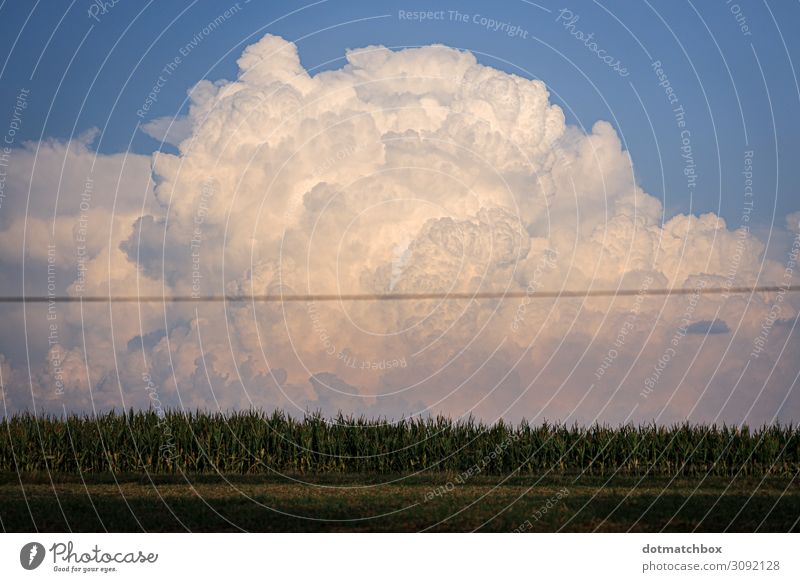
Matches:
[[1, 35, 797, 425]]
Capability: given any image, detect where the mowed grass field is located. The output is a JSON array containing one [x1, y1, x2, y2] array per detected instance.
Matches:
[[1, 473, 798, 532], [1, 411, 798, 531]]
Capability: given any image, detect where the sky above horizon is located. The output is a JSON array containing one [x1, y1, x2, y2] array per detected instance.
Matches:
[[0, 1, 798, 425], [2, 0, 799, 226]]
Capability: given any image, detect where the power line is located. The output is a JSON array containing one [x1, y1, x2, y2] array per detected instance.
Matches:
[[1, 285, 798, 303]]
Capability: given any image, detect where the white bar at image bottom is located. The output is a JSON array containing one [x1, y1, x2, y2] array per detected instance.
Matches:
[[0, 533, 796, 581]]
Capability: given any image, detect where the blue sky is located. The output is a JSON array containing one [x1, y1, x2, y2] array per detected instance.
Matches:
[[1, 0, 798, 231], [1, 2, 798, 423]]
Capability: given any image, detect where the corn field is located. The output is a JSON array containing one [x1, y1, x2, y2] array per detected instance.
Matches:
[[1, 410, 798, 476]]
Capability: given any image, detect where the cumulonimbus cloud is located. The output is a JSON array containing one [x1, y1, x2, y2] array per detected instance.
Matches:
[[1, 35, 797, 425]]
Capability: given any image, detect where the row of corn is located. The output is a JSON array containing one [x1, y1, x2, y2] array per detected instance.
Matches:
[[1, 410, 797, 476]]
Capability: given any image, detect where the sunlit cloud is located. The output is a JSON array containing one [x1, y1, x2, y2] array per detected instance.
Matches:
[[1, 35, 797, 425]]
